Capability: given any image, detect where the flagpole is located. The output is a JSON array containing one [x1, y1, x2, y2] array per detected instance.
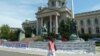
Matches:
[[71, 0, 74, 19], [71, 0, 79, 38]]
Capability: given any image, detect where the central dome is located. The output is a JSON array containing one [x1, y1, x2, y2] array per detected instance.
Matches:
[[48, 0, 67, 8]]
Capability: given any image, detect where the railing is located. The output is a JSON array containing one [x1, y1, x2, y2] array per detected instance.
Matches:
[[0, 42, 28, 48], [0, 41, 95, 54], [29, 41, 95, 53]]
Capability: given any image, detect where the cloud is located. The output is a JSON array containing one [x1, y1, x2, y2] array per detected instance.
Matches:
[[90, 4, 100, 11], [0, 15, 23, 28], [0, 0, 47, 28]]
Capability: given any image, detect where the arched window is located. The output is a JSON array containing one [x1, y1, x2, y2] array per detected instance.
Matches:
[[87, 19, 91, 25], [94, 18, 99, 24], [88, 27, 92, 34], [81, 28, 84, 34], [96, 27, 100, 33]]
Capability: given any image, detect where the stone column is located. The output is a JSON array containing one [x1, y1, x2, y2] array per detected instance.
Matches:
[[41, 18, 43, 35], [50, 16, 52, 32], [55, 15, 58, 34], [36, 19, 39, 35]]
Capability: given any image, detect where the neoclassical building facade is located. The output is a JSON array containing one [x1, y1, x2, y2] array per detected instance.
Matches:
[[75, 10, 100, 36], [36, 0, 72, 35]]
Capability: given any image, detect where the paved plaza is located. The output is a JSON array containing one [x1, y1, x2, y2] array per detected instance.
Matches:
[[0, 50, 99, 56], [0, 46, 99, 56]]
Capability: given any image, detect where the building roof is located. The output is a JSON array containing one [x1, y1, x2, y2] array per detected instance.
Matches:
[[75, 10, 100, 17], [22, 20, 36, 25]]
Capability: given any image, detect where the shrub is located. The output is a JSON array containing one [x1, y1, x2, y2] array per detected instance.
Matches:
[[79, 33, 92, 41]]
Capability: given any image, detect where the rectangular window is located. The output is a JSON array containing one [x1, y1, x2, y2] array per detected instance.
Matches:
[[51, 1, 55, 7], [96, 27, 100, 34], [80, 20, 84, 26], [87, 19, 91, 25], [81, 28, 84, 34], [94, 18, 99, 25], [88, 27, 92, 34]]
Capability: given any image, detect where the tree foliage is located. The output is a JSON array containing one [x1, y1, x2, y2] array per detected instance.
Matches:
[[10, 29, 20, 41], [79, 33, 92, 41], [0, 25, 10, 39], [24, 27, 32, 38], [47, 32, 58, 40], [0, 24, 20, 41], [58, 18, 71, 40]]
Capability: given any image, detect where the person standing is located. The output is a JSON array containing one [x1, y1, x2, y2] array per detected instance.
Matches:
[[48, 37, 57, 56]]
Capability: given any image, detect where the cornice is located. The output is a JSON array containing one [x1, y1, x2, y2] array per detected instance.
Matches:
[[75, 10, 100, 17]]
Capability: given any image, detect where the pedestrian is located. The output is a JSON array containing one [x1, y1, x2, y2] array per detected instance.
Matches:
[[47, 37, 57, 56]]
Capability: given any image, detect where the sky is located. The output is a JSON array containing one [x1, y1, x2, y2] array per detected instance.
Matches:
[[0, 0, 100, 28]]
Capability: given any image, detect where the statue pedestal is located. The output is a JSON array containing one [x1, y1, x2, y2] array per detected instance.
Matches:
[[69, 34, 84, 42]]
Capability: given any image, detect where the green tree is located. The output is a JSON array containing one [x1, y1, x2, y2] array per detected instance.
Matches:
[[58, 18, 71, 41], [0, 25, 20, 41], [0, 24, 11, 39], [79, 33, 92, 41], [10, 29, 20, 41], [24, 27, 32, 38]]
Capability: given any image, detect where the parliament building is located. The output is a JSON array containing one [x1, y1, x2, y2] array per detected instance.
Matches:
[[36, 0, 72, 35]]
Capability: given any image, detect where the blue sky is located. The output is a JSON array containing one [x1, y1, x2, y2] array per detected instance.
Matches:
[[0, 0, 100, 28]]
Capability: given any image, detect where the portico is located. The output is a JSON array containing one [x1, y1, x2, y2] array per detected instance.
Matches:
[[36, 12, 60, 35]]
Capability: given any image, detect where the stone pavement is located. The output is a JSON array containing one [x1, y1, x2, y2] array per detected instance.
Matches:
[[0, 50, 33, 56]]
